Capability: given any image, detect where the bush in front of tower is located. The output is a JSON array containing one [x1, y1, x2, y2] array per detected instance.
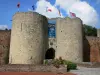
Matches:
[[43, 57, 77, 72], [63, 60, 77, 72], [52, 57, 77, 71]]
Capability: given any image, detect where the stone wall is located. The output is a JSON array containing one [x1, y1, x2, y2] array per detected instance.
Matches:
[[97, 29, 100, 37], [9, 12, 48, 64], [56, 17, 83, 63], [0, 15, 100, 64], [48, 38, 56, 51], [0, 30, 11, 64], [0, 64, 67, 73]]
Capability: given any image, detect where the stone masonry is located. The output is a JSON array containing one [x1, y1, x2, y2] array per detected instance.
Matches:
[[0, 12, 100, 65], [97, 29, 100, 37], [56, 17, 83, 63], [0, 30, 11, 64], [9, 12, 48, 64]]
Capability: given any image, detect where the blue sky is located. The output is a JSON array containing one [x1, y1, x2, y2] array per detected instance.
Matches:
[[0, 0, 100, 29]]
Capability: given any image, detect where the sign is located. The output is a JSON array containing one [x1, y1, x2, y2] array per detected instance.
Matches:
[[48, 26, 55, 38]]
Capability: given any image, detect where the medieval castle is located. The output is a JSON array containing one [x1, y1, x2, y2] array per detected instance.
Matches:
[[0, 11, 100, 65]]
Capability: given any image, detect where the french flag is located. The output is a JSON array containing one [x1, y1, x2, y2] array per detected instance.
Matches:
[[70, 12, 76, 18], [32, 5, 35, 10], [17, 2, 20, 8]]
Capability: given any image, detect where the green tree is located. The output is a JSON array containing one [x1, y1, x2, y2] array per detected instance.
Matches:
[[83, 24, 97, 36], [5, 28, 8, 30]]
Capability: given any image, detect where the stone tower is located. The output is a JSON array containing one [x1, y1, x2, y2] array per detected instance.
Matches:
[[56, 17, 83, 63], [9, 12, 48, 64]]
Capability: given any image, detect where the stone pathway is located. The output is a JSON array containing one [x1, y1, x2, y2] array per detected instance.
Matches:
[[70, 66, 100, 75]]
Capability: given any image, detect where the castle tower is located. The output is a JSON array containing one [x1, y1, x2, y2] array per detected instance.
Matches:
[[56, 17, 83, 63], [9, 12, 48, 64], [97, 29, 100, 37]]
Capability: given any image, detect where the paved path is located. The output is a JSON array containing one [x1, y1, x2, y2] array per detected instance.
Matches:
[[0, 72, 76, 75], [70, 66, 100, 75]]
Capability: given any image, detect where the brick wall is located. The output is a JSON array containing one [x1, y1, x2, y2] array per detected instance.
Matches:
[[84, 36, 100, 62], [0, 30, 11, 64]]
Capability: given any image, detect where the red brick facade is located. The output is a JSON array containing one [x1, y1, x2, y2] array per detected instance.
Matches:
[[0, 30, 11, 64], [85, 36, 100, 62]]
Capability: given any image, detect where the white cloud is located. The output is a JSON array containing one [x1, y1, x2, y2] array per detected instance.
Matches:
[[68, 1, 99, 26], [0, 25, 8, 30], [35, 0, 63, 18], [55, 0, 80, 9], [54, 0, 99, 26], [28, 8, 33, 11], [35, 0, 99, 26]]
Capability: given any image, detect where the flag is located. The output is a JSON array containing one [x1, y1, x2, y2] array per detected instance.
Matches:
[[58, 9, 61, 16], [17, 2, 20, 8], [48, 8, 52, 12], [28, 8, 33, 11], [70, 12, 76, 17], [46, 7, 52, 12], [32, 5, 35, 10], [57, 5, 61, 16]]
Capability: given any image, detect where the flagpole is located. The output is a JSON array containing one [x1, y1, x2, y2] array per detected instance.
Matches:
[[46, 9, 47, 12], [18, 8, 19, 12], [17, 2, 20, 12], [58, 5, 61, 17], [58, 9, 61, 17]]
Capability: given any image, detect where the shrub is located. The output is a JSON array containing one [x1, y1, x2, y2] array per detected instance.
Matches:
[[44, 57, 77, 71], [44, 60, 48, 65], [52, 58, 60, 68], [52, 57, 65, 68], [52, 57, 77, 71], [63, 60, 77, 71]]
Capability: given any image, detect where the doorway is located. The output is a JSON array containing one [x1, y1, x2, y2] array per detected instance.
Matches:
[[45, 48, 55, 59]]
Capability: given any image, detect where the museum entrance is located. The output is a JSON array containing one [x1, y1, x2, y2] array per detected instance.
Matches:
[[45, 48, 55, 59]]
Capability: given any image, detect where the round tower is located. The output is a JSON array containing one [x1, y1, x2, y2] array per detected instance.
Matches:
[[9, 12, 48, 64], [56, 17, 83, 63]]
